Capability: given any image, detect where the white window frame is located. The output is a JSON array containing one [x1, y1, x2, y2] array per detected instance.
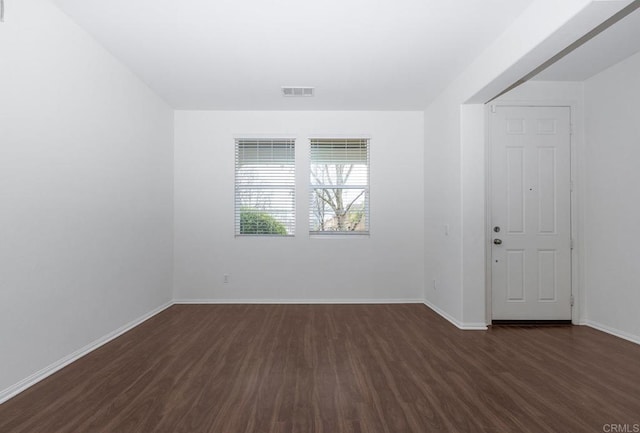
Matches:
[[309, 138, 370, 236], [234, 138, 296, 237]]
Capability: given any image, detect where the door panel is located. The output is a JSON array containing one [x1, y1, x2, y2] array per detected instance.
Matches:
[[506, 249, 525, 301], [491, 106, 572, 320], [506, 147, 525, 233], [538, 147, 557, 233]]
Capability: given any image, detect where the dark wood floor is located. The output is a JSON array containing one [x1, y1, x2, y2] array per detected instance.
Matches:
[[1, 304, 639, 433]]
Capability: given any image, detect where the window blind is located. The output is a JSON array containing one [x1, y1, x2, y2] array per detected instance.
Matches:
[[235, 139, 295, 236], [309, 139, 369, 234]]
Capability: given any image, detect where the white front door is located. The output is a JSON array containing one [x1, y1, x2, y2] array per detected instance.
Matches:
[[490, 106, 572, 321]]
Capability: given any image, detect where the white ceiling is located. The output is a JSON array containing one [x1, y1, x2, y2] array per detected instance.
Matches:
[[533, 6, 640, 81], [53, 0, 534, 110]]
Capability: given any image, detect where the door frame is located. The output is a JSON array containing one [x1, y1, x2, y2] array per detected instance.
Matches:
[[485, 101, 582, 325]]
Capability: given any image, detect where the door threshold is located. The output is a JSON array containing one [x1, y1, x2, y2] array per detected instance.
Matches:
[[491, 320, 572, 327]]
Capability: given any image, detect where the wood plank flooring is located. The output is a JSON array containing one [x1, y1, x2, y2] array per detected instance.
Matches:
[[1, 304, 639, 432]]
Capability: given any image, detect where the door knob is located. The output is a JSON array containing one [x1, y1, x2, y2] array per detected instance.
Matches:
[[493, 239, 502, 245]]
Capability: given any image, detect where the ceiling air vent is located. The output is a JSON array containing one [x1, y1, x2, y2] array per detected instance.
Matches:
[[282, 87, 314, 97]]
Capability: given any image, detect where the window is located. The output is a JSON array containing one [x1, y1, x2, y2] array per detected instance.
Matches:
[[309, 138, 369, 234], [235, 139, 295, 236]]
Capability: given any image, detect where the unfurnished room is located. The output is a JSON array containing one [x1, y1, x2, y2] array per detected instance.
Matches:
[[1, 0, 640, 432]]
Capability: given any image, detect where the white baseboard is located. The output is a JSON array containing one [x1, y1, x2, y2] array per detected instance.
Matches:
[[579, 319, 640, 346], [173, 298, 425, 305], [0, 301, 173, 405], [423, 300, 488, 330]]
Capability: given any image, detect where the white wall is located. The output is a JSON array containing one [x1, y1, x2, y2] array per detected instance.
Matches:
[[582, 50, 640, 342], [0, 0, 174, 397], [174, 111, 424, 302], [423, 98, 464, 324]]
